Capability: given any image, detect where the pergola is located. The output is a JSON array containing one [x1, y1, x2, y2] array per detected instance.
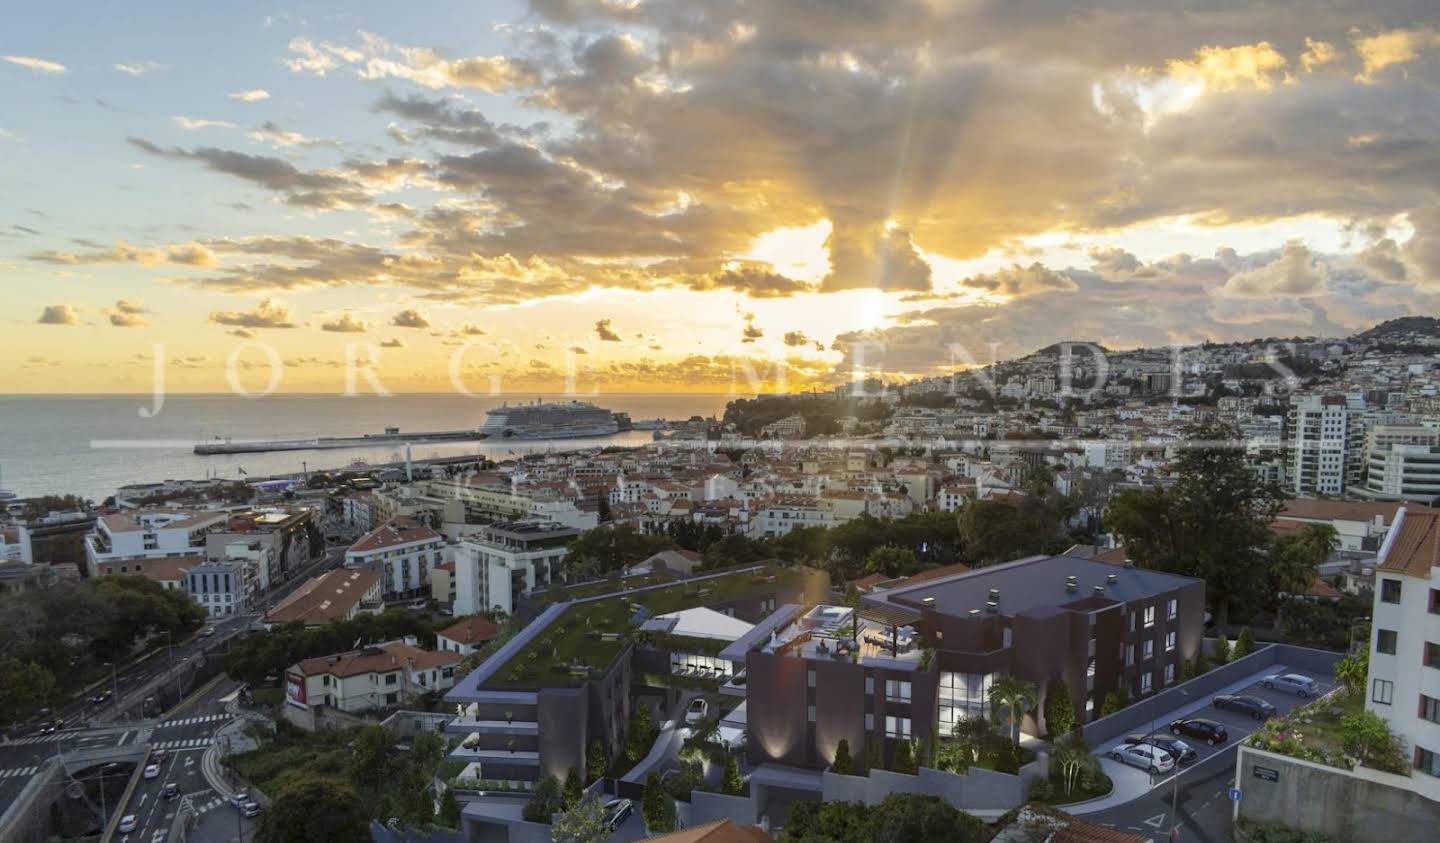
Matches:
[[858, 604, 922, 658]]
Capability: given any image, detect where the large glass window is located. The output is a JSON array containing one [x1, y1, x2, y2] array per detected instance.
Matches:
[[885, 679, 912, 703], [938, 671, 995, 732], [669, 651, 733, 678], [885, 715, 912, 739]]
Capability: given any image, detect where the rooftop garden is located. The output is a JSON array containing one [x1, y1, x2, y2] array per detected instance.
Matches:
[[1245, 687, 1409, 775], [485, 564, 822, 688], [529, 571, 674, 605]]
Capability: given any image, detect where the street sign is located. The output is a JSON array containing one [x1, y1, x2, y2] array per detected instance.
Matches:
[[1229, 787, 1243, 802], [1252, 765, 1280, 782]]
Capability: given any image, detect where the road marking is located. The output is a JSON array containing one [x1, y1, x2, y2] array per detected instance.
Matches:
[[119, 730, 133, 746], [1142, 814, 1165, 828]]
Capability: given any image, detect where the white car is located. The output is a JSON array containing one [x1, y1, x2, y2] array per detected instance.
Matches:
[[118, 815, 138, 833], [1261, 673, 1318, 698], [684, 699, 709, 726], [143, 763, 160, 779], [1109, 743, 1175, 775]]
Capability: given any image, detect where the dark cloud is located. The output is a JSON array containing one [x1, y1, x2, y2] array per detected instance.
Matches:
[[595, 318, 621, 341], [208, 299, 297, 329], [320, 313, 370, 333], [37, 304, 80, 325], [390, 308, 431, 328]]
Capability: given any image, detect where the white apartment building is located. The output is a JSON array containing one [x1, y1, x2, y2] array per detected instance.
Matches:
[[84, 509, 228, 578], [1365, 505, 1440, 800], [284, 639, 461, 714], [451, 521, 580, 616], [1357, 425, 1440, 505], [1287, 394, 1367, 497], [750, 495, 836, 538], [345, 516, 445, 599], [184, 559, 247, 618]]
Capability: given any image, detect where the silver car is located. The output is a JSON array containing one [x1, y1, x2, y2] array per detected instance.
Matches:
[[1261, 673, 1318, 698]]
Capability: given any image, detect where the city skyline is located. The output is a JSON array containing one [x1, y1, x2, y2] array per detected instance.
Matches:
[[4, 1, 1439, 393]]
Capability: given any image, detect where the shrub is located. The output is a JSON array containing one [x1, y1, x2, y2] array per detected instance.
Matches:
[[891, 740, 917, 774], [1234, 626, 1255, 659], [832, 738, 853, 774], [1213, 634, 1230, 664], [1099, 689, 1130, 717], [1027, 776, 1053, 801], [722, 753, 745, 795], [1043, 678, 1078, 737], [641, 772, 676, 833]]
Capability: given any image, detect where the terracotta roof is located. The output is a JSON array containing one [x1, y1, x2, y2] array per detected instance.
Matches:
[[438, 615, 500, 645], [893, 561, 972, 587], [1379, 508, 1440, 578], [1304, 576, 1344, 600], [1093, 546, 1130, 565], [293, 640, 461, 679], [97, 555, 199, 583], [638, 819, 772, 843], [1052, 819, 1150, 843], [851, 573, 889, 590], [265, 568, 381, 626], [348, 516, 441, 554], [1280, 499, 1406, 524]]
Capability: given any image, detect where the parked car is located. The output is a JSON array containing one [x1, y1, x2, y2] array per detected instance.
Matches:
[[1213, 694, 1278, 720], [1123, 734, 1197, 765], [241, 801, 261, 818], [602, 798, 633, 830], [1169, 718, 1229, 745], [162, 782, 179, 800], [1261, 673, 1319, 698], [118, 815, 138, 833], [1109, 743, 1175, 775], [143, 763, 160, 780], [684, 698, 709, 726]]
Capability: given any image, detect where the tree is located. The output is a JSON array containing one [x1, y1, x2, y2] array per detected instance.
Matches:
[[948, 717, 994, 770], [1193, 648, 1211, 676], [1050, 732, 1096, 796], [624, 703, 653, 767], [722, 752, 745, 795], [1342, 709, 1405, 771], [891, 739, 917, 774], [585, 739, 607, 782], [832, 738, 853, 774], [1213, 634, 1230, 665], [641, 772, 676, 833], [562, 767, 583, 807], [551, 794, 607, 843], [347, 726, 393, 792], [987, 675, 1038, 747], [439, 787, 461, 828], [255, 778, 369, 843], [870, 793, 985, 843], [1270, 524, 1337, 598], [524, 774, 563, 823], [564, 525, 675, 577], [1099, 689, 1129, 717], [1043, 679, 1078, 738], [1335, 648, 1369, 694], [863, 546, 920, 579], [1106, 423, 1285, 626], [1233, 626, 1255, 659], [0, 657, 56, 727], [865, 735, 882, 772]]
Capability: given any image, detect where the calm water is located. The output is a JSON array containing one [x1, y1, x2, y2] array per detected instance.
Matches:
[[0, 393, 734, 500]]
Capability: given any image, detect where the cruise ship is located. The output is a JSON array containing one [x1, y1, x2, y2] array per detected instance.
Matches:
[[479, 400, 622, 440]]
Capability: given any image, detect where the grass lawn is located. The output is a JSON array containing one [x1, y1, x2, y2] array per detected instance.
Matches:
[[486, 565, 822, 689], [531, 572, 673, 604], [249, 687, 284, 707]]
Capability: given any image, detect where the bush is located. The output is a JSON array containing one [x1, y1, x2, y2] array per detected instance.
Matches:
[[1043, 679, 1078, 737], [1027, 777, 1053, 801], [832, 738, 853, 774], [1099, 689, 1130, 717], [891, 740, 917, 774], [721, 753, 745, 796], [524, 774, 562, 823], [641, 772, 676, 833], [1234, 627, 1255, 659], [1213, 634, 1230, 664], [1237, 818, 1343, 843]]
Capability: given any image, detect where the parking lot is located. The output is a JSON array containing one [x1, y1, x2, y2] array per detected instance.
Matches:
[[1090, 665, 1337, 807]]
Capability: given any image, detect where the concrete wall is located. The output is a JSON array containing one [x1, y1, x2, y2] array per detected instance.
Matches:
[[690, 790, 758, 827], [821, 759, 1039, 812], [1079, 643, 1342, 748], [1236, 745, 1440, 843]]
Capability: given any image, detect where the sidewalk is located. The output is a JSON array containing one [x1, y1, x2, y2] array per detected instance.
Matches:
[[1065, 664, 1292, 815], [201, 709, 271, 802]]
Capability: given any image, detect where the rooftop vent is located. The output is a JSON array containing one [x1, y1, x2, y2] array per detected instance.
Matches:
[[1065, 581, 1078, 594], [1093, 585, 1105, 596], [922, 597, 936, 607], [969, 609, 981, 617], [988, 588, 1000, 600], [1106, 573, 1118, 584], [986, 599, 999, 612]]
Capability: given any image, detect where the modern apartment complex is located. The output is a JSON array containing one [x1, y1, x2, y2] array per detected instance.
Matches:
[[736, 555, 1204, 772], [1287, 394, 1367, 497], [345, 516, 446, 599], [1356, 425, 1440, 505], [450, 521, 580, 616], [1365, 505, 1440, 801], [84, 509, 227, 578]]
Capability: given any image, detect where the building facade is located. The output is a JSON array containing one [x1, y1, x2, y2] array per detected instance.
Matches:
[[1357, 425, 1440, 505], [345, 516, 446, 599], [451, 521, 579, 616], [1288, 394, 1367, 497]]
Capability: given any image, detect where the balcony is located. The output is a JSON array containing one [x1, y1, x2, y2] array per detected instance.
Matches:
[[447, 746, 540, 765], [445, 717, 539, 736]]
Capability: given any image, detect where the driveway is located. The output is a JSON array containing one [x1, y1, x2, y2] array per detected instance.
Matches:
[[1075, 664, 1336, 815]]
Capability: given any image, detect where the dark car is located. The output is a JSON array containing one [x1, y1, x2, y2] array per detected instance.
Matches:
[[602, 798, 633, 831], [1169, 717, 1229, 745], [1125, 733, 1198, 765], [1213, 694, 1278, 720], [163, 782, 180, 800]]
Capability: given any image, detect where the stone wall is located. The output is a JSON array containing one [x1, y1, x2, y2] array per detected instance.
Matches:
[[1235, 744, 1440, 843]]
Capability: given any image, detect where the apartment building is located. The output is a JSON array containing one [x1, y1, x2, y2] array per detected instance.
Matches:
[[263, 568, 383, 628], [751, 495, 836, 539], [84, 509, 227, 578], [184, 559, 247, 618], [1364, 505, 1440, 801], [285, 639, 462, 714], [345, 516, 445, 599], [736, 555, 1204, 772], [1356, 425, 1440, 505], [1288, 394, 1367, 497], [203, 508, 321, 593], [451, 521, 580, 616]]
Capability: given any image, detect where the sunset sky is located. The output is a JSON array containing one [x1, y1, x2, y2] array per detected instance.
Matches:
[[3, 1, 1438, 394]]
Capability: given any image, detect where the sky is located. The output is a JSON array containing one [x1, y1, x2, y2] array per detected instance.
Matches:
[[2, 0, 1439, 394]]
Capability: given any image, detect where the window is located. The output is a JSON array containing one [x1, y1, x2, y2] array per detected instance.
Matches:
[[1421, 695, 1440, 724], [885, 679, 912, 703], [1165, 631, 1177, 652], [1140, 673, 1153, 694], [808, 670, 816, 688], [1431, 589, 1440, 615], [1380, 578, 1402, 604], [865, 713, 874, 731], [807, 705, 816, 723], [1143, 606, 1156, 628], [937, 671, 995, 731], [1418, 748, 1440, 778], [885, 716, 911, 739], [1372, 678, 1394, 705], [1125, 644, 1135, 666], [865, 676, 874, 695], [1166, 598, 1178, 620], [1143, 640, 1155, 660], [1428, 643, 1440, 670], [1129, 612, 1136, 633], [1164, 663, 1176, 685], [385, 673, 398, 686], [1377, 629, 1398, 655]]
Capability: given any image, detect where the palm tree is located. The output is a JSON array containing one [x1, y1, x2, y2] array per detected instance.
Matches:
[[987, 675, 1039, 747]]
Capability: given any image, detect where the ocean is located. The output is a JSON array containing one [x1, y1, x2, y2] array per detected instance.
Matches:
[[0, 393, 736, 501]]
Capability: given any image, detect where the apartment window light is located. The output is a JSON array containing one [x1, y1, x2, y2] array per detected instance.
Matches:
[[1426, 642, 1440, 670], [1422, 695, 1440, 725], [1143, 640, 1154, 660], [1143, 606, 1156, 628], [1167, 598, 1178, 620], [1140, 673, 1153, 694], [885, 716, 911, 739], [1165, 631, 1176, 652]]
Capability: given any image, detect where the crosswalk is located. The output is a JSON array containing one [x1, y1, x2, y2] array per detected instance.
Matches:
[[192, 796, 225, 816], [150, 737, 213, 751], [5, 733, 67, 746], [0, 766, 39, 779], [158, 713, 229, 729]]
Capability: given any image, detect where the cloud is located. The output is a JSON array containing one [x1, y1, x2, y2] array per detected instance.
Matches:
[[390, 308, 430, 328], [961, 263, 1079, 297], [29, 240, 218, 268], [128, 138, 372, 209], [782, 331, 812, 347], [114, 61, 167, 76], [247, 121, 339, 149], [1353, 27, 1440, 84], [37, 304, 80, 325], [1221, 240, 1328, 297], [595, 318, 622, 341], [1164, 42, 1289, 92], [1299, 38, 1339, 73], [285, 32, 541, 92], [2, 55, 66, 74], [229, 89, 270, 102], [741, 312, 764, 343], [174, 116, 237, 131], [319, 312, 370, 333], [208, 298, 297, 329], [569, 345, 589, 354], [380, 337, 404, 348], [456, 324, 487, 336], [106, 299, 150, 327]]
